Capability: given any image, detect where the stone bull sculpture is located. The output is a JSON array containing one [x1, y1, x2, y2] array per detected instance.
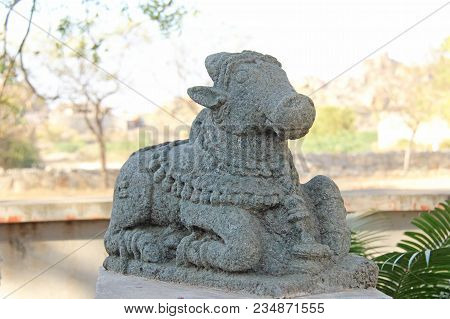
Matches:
[[104, 51, 377, 296]]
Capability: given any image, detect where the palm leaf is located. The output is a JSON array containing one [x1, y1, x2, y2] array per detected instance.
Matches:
[[348, 211, 386, 259], [350, 230, 385, 258], [374, 200, 450, 299]]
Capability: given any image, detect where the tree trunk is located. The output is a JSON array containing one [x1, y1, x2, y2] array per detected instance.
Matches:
[[81, 109, 108, 188], [98, 137, 108, 188], [403, 128, 417, 172]]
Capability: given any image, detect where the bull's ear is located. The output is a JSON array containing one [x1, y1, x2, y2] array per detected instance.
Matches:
[[187, 86, 227, 109]]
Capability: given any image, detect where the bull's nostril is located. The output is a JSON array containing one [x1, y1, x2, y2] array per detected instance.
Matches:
[[277, 94, 313, 110], [281, 95, 298, 108]]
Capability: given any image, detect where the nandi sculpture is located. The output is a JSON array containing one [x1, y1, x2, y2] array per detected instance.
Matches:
[[104, 51, 378, 297]]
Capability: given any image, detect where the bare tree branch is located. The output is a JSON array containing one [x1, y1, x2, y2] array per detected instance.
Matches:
[[96, 84, 119, 101], [19, 50, 59, 101], [78, 101, 100, 139], [1, 0, 21, 61], [0, 0, 36, 99]]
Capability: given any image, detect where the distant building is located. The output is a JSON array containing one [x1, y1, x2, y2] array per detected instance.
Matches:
[[377, 113, 450, 151], [126, 116, 145, 130]]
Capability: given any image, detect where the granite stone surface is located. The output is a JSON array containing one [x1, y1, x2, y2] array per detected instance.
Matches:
[[96, 268, 389, 299], [103, 50, 378, 296]]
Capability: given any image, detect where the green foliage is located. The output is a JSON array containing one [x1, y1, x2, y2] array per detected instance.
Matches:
[[348, 211, 385, 259], [140, 0, 187, 35], [441, 36, 450, 52], [350, 230, 384, 259], [0, 84, 42, 169], [295, 106, 377, 153], [0, 137, 40, 169], [56, 1, 186, 42], [395, 138, 438, 152], [310, 106, 356, 136], [300, 131, 377, 153], [440, 139, 450, 150], [374, 201, 450, 298], [54, 140, 86, 153], [106, 140, 135, 156], [350, 201, 450, 298]]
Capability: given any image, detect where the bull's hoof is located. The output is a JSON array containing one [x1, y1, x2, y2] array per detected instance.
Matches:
[[176, 231, 217, 268], [176, 232, 199, 266]]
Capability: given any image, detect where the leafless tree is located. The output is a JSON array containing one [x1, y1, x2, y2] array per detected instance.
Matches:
[[363, 56, 438, 171], [370, 62, 436, 171], [73, 84, 119, 187], [55, 53, 120, 187]]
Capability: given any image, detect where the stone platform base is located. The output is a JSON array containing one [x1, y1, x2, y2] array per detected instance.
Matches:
[[96, 267, 390, 299], [103, 254, 378, 297]]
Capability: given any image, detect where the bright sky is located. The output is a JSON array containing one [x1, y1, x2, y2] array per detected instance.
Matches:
[[4, 0, 450, 115]]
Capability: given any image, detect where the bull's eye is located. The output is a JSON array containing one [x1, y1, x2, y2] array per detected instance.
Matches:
[[235, 70, 249, 84]]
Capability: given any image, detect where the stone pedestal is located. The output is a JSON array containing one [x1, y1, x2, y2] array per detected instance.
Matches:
[[103, 253, 379, 297], [95, 268, 390, 299]]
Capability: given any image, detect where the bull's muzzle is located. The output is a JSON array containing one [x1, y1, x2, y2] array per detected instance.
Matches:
[[265, 93, 316, 140]]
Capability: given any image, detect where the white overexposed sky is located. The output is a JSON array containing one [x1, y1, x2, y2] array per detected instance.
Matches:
[[3, 0, 450, 116]]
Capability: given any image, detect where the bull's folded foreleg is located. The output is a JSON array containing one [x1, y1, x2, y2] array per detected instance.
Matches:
[[303, 175, 351, 258], [105, 225, 186, 263], [177, 202, 263, 272], [105, 227, 162, 262]]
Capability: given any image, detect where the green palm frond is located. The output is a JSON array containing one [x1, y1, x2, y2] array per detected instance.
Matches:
[[350, 230, 385, 259], [374, 200, 450, 299], [348, 211, 385, 259], [397, 203, 450, 251]]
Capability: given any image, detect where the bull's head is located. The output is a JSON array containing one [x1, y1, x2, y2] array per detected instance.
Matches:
[[187, 50, 315, 140]]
